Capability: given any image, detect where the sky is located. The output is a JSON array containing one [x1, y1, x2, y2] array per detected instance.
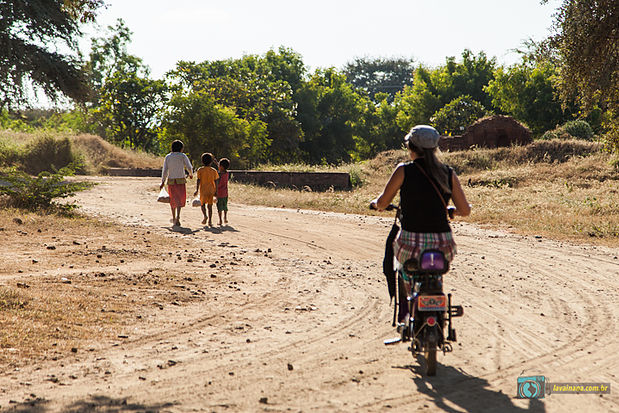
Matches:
[[84, 0, 561, 79]]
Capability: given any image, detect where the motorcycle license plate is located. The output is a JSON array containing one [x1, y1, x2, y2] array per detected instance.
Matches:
[[418, 295, 447, 311]]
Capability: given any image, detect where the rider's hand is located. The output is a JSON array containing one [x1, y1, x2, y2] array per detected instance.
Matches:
[[370, 199, 381, 211]]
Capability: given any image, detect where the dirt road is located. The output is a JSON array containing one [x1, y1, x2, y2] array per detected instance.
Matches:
[[1, 177, 617, 412]]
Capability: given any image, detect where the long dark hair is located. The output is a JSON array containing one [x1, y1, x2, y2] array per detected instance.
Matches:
[[408, 141, 451, 194]]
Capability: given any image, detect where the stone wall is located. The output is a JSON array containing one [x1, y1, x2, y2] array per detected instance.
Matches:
[[103, 168, 351, 191], [228, 171, 351, 191]]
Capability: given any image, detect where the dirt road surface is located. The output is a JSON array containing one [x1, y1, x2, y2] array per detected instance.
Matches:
[[1, 177, 617, 412]]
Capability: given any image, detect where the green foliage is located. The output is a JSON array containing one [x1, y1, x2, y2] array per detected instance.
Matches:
[[0, 166, 90, 211], [86, 20, 168, 152], [562, 120, 594, 140], [162, 92, 269, 168], [540, 120, 595, 141], [95, 71, 167, 152], [348, 164, 365, 187], [0, 110, 32, 132], [544, 0, 618, 118], [601, 111, 619, 153], [395, 50, 496, 131], [353, 93, 405, 159], [431, 96, 489, 135], [0, 138, 21, 167], [0, 0, 103, 107], [167, 48, 305, 162], [297, 68, 367, 164], [343, 57, 415, 103], [0, 108, 94, 134], [41, 109, 94, 133], [485, 63, 573, 135], [540, 130, 562, 140]]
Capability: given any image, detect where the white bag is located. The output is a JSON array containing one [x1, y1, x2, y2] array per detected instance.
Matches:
[[192, 198, 201, 207], [157, 188, 170, 203]]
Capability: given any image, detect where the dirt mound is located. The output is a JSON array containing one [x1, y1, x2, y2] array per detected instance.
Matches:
[[71, 134, 162, 173], [440, 115, 532, 151]]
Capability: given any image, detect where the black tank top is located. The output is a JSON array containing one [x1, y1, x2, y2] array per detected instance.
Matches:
[[399, 158, 453, 233]]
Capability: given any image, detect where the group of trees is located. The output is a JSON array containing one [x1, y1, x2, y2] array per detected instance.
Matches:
[[1, 0, 616, 167]]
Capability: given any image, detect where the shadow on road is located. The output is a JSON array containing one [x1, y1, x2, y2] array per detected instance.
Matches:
[[393, 358, 546, 413], [162, 224, 239, 235], [5, 395, 176, 412], [200, 224, 239, 234]]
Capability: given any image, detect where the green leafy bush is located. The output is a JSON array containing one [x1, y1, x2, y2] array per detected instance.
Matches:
[[348, 164, 365, 187], [563, 120, 594, 140], [0, 166, 90, 212], [540, 120, 595, 141], [430, 95, 489, 136]]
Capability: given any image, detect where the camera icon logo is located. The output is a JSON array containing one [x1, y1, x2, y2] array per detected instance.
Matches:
[[517, 376, 546, 399]]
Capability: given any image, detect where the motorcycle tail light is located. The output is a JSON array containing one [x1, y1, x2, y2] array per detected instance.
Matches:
[[427, 316, 436, 326]]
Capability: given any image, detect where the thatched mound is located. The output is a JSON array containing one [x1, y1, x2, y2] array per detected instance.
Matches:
[[440, 115, 532, 151]]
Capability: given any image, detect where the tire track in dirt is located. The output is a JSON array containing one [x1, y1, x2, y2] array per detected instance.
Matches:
[[360, 227, 617, 412], [2, 177, 615, 412]]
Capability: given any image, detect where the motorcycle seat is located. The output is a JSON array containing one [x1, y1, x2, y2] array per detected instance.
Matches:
[[403, 249, 449, 275]]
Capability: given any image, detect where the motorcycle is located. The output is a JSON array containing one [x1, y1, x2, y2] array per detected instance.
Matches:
[[374, 203, 463, 376]]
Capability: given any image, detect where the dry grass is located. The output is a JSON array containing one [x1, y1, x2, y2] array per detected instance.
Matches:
[[0, 209, 208, 368], [71, 134, 161, 173], [232, 140, 619, 247], [0, 130, 162, 174]]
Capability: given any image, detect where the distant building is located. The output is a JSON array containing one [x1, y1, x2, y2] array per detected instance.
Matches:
[[439, 115, 532, 151]]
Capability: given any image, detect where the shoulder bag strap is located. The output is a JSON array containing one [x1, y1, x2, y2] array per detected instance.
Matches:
[[414, 162, 448, 210]]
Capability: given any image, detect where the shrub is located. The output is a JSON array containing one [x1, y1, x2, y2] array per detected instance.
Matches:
[[563, 120, 594, 140], [540, 120, 595, 142], [540, 130, 560, 140], [349, 164, 365, 187], [0, 139, 21, 167], [21, 135, 84, 175], [431, 96, 489, 136], [0, 166, 90, 212]]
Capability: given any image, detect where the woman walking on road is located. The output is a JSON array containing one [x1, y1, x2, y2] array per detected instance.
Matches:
[[161, 140, 193, 227]]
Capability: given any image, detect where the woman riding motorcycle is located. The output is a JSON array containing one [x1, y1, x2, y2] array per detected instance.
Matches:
[[370, 125, 470, 325]]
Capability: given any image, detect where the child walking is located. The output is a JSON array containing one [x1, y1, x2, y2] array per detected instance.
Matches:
[[161, 140, 193, 227], [194, 153, 219, 226], [216, 158, 230, 225]]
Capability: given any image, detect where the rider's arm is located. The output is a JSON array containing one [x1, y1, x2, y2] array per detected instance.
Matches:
[[372, 164, 405, 211], [451, 172, 471, 217]]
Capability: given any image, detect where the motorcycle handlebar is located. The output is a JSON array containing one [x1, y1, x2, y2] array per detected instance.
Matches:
[[369, 203, 398, 211], [447, 206, 456, 220], [371, 203, 462, 219]]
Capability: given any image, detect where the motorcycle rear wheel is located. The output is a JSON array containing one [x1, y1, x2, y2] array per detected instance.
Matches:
[[424, 347, 437, 376]]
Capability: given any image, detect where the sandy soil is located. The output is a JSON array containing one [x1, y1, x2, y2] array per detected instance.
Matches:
[[1, 176, 617, 412]]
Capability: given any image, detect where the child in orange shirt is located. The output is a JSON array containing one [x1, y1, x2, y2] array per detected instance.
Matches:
[[193, 153, 219, 226]]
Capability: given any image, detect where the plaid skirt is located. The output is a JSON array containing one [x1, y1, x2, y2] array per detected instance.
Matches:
[[393, 229, 456, 266]]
